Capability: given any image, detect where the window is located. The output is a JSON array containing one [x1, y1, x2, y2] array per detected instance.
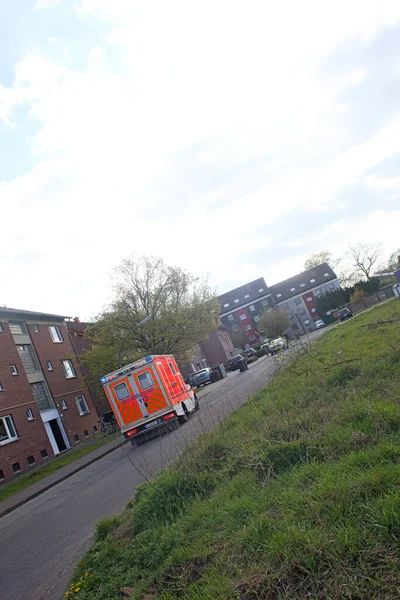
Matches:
[[60, 399, 68, 410], [227, 314, 234, 321], [10, 365, 19, 375], [276, 293, 282, 299], [0, 415, 18, 445], [300, 283, 306, 288], [27, 455, 35, 466], [292, 323, 299, 331], [138, 371, 154, 390], [258, 288, 264, 292], [306, 297, 312, 303], [0, 383, 3, 391], [261, 299, 269, 306], [31, 382, 53, 411], [239, 314, 247, 321], [244, 294, 250, 299], [304, 319, 311, 325], [0, 470, 4, 481], [288, 313, 293, 319], [311, 308, 316, 313], [9, 322, 26, 335], [41, 449, 48, 459], [324, 273, 329, 277], [12, 462, 21, 473], [328, 283, 335, 290], [315, 288, 322, 297], [310, 278, 316, 283], [232, 325, 239, 331], [26, 409, 35, 421], [249, 305, 255, 311], [114, 382, 130, 401], [234, 298, 239, 304], [17, 345, 39, 374], [93, 425, 98, 433], [73, 434, 80, 442], [49, 325, 63, 343], [281, 303, 289, 310], [62, 359, 76, 379], [168, 361, 176, 375], [249, 335, 256, 341], [223, 303, 229, 308], [299, 308, 306, 315], [295, 298, 302, 305], [76, 395, 90, 415], [290, 287, 295, 292], [245, 325, 251, 331], [254, 315, 259, 322], [83, 430, 89, 438], [46, 361, 54, 371], [0, 324, 3, 332], [33, 324, 39, 333]]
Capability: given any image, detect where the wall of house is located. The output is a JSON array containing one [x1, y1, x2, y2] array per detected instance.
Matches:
[[0, 322, 53, 482], [200, 328, 235, 366]]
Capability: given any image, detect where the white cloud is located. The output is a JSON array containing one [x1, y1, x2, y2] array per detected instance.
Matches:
[[1, 0, 400, 316], [34, 0, 62, 9]]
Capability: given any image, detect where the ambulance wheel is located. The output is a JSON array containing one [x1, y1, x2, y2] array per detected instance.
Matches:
[[194, 397, 200, 411], [178, 412, 188, 425]]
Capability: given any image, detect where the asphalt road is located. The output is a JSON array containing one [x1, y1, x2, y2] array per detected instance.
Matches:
[[0, 355, 278, 600]]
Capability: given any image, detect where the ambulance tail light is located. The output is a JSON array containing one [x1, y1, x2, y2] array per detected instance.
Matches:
[[126, 429, 138, 438], [163, 412, 175, 421]]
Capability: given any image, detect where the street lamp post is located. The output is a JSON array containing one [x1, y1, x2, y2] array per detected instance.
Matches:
[[118, 315, 152, 368]]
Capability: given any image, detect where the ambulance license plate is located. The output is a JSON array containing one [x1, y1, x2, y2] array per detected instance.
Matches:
[[144, 417, 162, 430]]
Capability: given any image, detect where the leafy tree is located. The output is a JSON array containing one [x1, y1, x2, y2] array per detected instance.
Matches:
[[350, 288, 366, 304], [387, 249, 400, 271], [315, 289, 349, 314], [304, 250, 339, 271], [258, 309, 289, 339], [347, 243, 382, 281], [82, 254, 219, 395], [230, 327, 249, 350]]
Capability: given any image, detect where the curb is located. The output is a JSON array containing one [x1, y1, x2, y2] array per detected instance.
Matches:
[[0, 438, 129, 520]]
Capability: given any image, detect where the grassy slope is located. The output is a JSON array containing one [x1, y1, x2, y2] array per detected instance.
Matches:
[[0, 433, 119, 503], [70, 300, 400, 600]]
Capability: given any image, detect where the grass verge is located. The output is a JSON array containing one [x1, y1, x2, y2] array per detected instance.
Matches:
[[0, 433, 120, 503], [70, 300, 400, 600]]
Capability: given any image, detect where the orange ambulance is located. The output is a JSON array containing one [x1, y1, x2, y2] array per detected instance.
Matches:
[[100, 355, 199, 444]]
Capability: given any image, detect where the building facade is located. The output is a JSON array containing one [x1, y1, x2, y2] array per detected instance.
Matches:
[[0, 308, 99, 483], [269, 263, 341, 337], [218, 278, 274, 345]]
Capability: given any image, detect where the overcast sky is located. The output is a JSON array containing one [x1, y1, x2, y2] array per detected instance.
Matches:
[[1, 1, 400, 319]]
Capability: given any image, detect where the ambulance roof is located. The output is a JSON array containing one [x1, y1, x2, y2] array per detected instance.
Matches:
[[100, 355, 173, 384]]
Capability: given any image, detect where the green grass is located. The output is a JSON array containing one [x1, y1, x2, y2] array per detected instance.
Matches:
[[0, 433, 120, 503], [69, 300, 400, 600]]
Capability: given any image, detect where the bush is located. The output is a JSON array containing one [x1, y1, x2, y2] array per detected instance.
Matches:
[[256, 348, 265, 358]]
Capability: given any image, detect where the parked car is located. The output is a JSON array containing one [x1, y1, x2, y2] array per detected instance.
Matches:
[[338, 308, 353, 322], [229, 354, 248, 372], [192, 367, 214, 387], [244, 348, 258, 359], [268, 337, 288, 355], [314, 319, 326, 329]]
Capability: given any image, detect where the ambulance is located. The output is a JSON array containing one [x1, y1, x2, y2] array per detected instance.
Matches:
[[100, 355, 199, 444]]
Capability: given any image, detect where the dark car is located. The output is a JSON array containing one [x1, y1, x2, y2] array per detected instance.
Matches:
[[192, 367, 214, 387], [244, 348, 257, 358], [339, 307, 353, 322], [229, 355, 248, 372]]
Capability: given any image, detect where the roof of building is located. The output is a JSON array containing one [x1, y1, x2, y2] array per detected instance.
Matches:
[[269, 263, 338, 303], [218, 278, 270, 313], [0, 306, 68, 321]]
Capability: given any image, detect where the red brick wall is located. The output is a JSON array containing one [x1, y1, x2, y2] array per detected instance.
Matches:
[[27, 323, 99, 445], [200, 328, 235, 366], [0, 322, 53, 482]]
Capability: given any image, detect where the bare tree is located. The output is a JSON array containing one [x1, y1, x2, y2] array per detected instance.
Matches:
[[347, 243, 382, 281], [230, 327, 249, 350], [304, 250, 340, 271], [258, 309, 289, 339], [387, 249, 400, 272]]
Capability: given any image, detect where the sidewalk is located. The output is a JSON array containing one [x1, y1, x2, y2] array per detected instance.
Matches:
[[0, 435, 128, 519]]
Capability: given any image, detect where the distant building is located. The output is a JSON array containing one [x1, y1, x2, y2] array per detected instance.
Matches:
[[270, 263, 341, 337], [0, 307, 99, 483], [178, 326, 236, 378], [218, 278, 274, 345]]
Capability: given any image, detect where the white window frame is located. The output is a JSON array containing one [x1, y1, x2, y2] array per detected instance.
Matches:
[[249, 305, 255, 311], [276, 293, 282, 298], [239, 314, 247, 321], [76, 395, 90, 416], [0, 324, 3, 332], [324, 273, 329, 277], [245, 324, 252, 331], [49, 325, 64, 343], [0, 382, 3, 391], [138, 371, 154, 390], [290, 287, 295, 292], [300, 283, 305, 288], [62, 359, 76, 379], [33, 324, 39, 333], [258, 288, 264, 292], [310, 278, 316, 283], [244, 294, 250, 299], [26, 408, 35, 421], [306, 297, 312, 303], [254, 315, 259, 322], [234, 299, 239, 304], [46, 361, 54, 371], [227, 314, 234, 321], [295, 298, 302, 305], [10, 365, 19, 376], [304, 319, 311, 325], [0, 415, 18, 445], [60, 399, 68, 410], [224, 303, 229, 308], [327, 283, 335, 290]]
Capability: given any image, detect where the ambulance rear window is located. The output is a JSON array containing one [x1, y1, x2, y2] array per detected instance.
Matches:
[[138, 371, 154, 390], [114, 382, 130, 401], [168, 361, 176, 375]]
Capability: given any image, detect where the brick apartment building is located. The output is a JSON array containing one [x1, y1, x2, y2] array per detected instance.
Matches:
[[218, 264, 341, 343], [179, 326, 236, 377], [0, 307, 99, 483]]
